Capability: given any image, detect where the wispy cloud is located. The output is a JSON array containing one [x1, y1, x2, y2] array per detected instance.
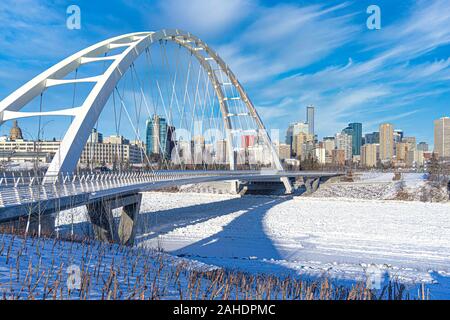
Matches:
[[0, 0, 449, 144], [364, 0, 450, 61], [0, 0, 88, 60], [245, 0, 450, 141], [218, 2, 358, 83], [124, 0, 256, 41]]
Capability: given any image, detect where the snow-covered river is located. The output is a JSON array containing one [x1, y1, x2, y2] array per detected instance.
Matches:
[[56, 173, 450, 299]]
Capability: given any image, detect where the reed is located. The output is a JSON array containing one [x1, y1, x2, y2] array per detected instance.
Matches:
[[0, 231, 425, 300]]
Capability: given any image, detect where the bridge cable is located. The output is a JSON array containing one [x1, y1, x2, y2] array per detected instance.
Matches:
[[147, 51, 169, 168], [131, 55, 173, 171], [114, 87, 154, 172], [160, 41, 183, 170], [129, 64, 153, 167], [130, 63, 160, 172], [157, 42, 184, 170]]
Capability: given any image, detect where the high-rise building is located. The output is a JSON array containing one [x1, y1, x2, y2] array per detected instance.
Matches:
[[434, 117, 450, 159], [393, 130, 403, 154], [88, 128, 103, 144], [145, 115, 172, 158], [395, 142, 408, 162], [402, 137, 416, 150], [365, 132, 380, 144], [216, 139, 228, 164], [344, 123, 362, 156], [332, 149, 345, 166], [167, 125, 176, 158], [306, 105, 315, 136], [335, 132, 352, 161], [361, 143, 378, 167], [379, 123, 394, 161], [314, 146, 326, 164], [241, 135, 256, 149], [193, 135, 206, 164], [394, 130, 404, 143], [323, 136, 335, 164], [286, 122, 309, 149], [275, 143, 291, 160], [293, 132, 314, 159], [417, 142, 429, 152]]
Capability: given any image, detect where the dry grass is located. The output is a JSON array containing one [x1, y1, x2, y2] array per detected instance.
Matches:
[[0, 231, 424, 300]]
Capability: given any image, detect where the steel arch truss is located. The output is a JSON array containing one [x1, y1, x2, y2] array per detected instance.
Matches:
[[0, 29, 283, 175]]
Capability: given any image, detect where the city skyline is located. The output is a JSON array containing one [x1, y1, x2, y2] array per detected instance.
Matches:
[[1, 0, 449, 146], [1, 0, 450, 304], [283, 105, 435, 148]]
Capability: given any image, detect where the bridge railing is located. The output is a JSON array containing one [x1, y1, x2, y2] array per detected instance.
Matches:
[[0, 170, 263, 208], [0, 170, 250, 188]]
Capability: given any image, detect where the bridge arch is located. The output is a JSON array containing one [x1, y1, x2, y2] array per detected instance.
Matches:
[[0, 29, 282, 176]]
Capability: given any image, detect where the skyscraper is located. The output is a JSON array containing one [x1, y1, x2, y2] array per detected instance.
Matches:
[[434, 117, 450, 159], [241, 135, 256, 149], [417, 142, 429, 152], [394, 130, 404, 143], [323, 136, 335, 164], [146, 114, 171, 158], [379, 123, 394, 161], [286, 122, 309, 153], [402, 137, 416, 151], [306, 105, 315, 136], [293, 132, 314, 159], [343, 123, 362, 156], [361, 143, 378, 167], [365, 132, 380, 144], [335, 132, 352, 161], [216, 139, 228, 164]]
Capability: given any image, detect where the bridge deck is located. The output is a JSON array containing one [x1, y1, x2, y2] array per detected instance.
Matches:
[[0, 171, 341, 223]]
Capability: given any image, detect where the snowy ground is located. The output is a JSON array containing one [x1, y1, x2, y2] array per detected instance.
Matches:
[[0, 233, 227, 300], [128, 192, 450, 298], [47, 172, 450, 299], [310, 172, 446, 201]]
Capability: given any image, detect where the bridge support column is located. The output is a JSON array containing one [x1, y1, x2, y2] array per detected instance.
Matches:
[[304, 178, 320, 194], [118, 193, 142, 246], [86, 201, 118, 243], [86, 193, 142, 245], [229, 180, 240, 194], [312, 178, 321, 192], [280, 177, 293, 194]]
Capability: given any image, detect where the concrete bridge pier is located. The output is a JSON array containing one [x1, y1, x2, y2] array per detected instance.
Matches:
[[304, 178, 321, 194], [86, 201, 118, 243], [86, 193, 142, 245], [280, 177, 293, 194], [118, 193, 142, 246]]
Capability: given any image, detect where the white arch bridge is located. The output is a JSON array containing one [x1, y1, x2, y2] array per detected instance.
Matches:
[[0, 30, 342, 244]]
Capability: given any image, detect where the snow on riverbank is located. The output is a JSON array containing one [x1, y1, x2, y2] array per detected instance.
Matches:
[[311, 172, 443, 201], [133, 192, 450, 298], [0, 233, 221, 300], [50, 172, 450, 299]]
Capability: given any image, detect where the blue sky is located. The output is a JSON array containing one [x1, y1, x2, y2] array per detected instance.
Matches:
[[0, 0, 449, 146]]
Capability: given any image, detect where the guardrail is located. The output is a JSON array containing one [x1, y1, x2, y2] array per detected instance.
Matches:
[[0, 170, 241, 188]]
